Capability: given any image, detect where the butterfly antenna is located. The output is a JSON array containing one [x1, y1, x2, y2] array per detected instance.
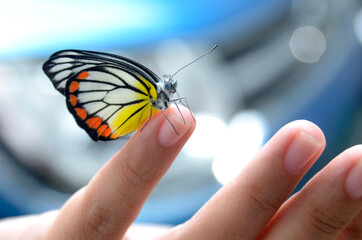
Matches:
[[170, 44, 218, 80]]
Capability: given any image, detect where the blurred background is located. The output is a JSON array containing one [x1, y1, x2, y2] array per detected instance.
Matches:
[[0, 0, 361, 224]]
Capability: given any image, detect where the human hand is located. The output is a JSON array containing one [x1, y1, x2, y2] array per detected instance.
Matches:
[[0, 107, 361, 240], [162, 120, 362, 240]]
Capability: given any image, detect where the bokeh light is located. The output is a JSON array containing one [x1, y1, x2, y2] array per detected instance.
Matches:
[[184, 113, 227, 159], [289, 26, 326, 63], [354, 9, 362, 45], [212, 111, 268, 185]]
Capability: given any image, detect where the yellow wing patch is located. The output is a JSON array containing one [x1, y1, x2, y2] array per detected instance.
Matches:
[[138, 75, 158, 102], [110, 102, 151, 137]]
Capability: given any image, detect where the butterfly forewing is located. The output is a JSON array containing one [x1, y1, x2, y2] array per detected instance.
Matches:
[[43, 49, 160, 95]]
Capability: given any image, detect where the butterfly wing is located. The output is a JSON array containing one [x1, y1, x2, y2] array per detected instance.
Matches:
[[64, 65, 158, 141], [43, 49, 160, 95], [43, 50, 161, 141]]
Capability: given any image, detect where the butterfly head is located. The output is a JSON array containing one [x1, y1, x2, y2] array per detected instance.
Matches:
[[164, 75, 177, 94], [153, 76, 177, 110]]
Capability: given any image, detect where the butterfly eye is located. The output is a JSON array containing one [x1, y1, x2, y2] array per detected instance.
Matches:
[[165, 81, 177, 93]]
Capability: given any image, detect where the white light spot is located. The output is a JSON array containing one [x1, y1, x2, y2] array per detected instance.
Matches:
[[184, 113, 227, 159], [353, 9, 362, 45], [212, 111, 268, 185], [289, 26, 326, 63]]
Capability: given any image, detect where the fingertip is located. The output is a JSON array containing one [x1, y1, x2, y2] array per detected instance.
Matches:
[[343, 144, 362, 156], [158, 105, 195, 148], [277, 120, 325, 174], [283, 120, 326, 146], [339, 145, 362, 199]]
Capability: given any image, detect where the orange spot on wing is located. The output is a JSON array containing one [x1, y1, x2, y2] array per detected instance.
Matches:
[[77, 71, 90, 79], [75, 108, 87, 120], [86, 117, 102, 129], [110, 133, 118, 139], [97, 124, 108, 136], [69, 94, 78, 106], [69, 81, 79, 93], [101, 127, 112, 137]]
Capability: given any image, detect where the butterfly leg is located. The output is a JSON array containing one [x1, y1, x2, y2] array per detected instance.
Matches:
[[173, 92, 195, 122], [181, 96, 195, 122], [172, 101, 186, 124], [161, 110, 180, 135]]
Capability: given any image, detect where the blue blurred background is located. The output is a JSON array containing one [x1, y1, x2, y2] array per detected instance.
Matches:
[[0, 0, 361, 224]]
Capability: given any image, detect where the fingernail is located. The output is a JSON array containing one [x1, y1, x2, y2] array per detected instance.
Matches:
[[158, 110, 192, 148], [284, 131, 324, 174], [345, 160, 362, 199]]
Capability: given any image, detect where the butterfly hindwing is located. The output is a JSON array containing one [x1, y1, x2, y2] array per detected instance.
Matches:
[[65, 65, 158, 141]]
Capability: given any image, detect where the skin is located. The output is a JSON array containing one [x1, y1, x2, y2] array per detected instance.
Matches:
[[0, 106, 361, 240]]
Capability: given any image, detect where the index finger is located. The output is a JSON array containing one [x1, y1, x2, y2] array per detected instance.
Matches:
[[46, 106, 195, 240]]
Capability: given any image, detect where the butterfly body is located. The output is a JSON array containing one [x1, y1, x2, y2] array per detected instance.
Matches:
[[43, 50, 177, 141]]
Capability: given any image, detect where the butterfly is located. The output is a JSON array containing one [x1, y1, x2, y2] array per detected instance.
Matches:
[[43, 45, 217, 141]]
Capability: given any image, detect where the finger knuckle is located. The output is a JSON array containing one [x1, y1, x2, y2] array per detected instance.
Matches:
[[245, 184, 281, 213], [308, 207, 348, 236], [83, 200, 120, 238], [122, 159, 161, 187]]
